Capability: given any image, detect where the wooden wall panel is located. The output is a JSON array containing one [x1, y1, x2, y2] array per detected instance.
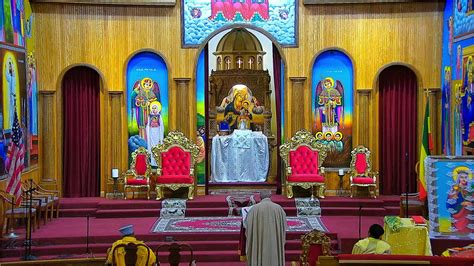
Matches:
[[32, 1, 443, 195]]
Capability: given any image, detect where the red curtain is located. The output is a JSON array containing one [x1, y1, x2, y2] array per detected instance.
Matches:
[[379, 66, 417, 195], [62, 67, 100, 197]]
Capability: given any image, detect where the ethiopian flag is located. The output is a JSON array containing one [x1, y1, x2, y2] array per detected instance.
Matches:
[[419, 103, 433, 201]]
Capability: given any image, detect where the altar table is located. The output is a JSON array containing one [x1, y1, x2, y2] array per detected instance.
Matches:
[[383, 217, 432, 256], [211, 130, 269, 182]]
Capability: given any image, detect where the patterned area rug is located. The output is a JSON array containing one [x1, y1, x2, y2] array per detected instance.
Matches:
[[295, 197, 321, 217], [226, 194, 256, 216], [160, 198, 186, 218], [151, 216, 328, 233]]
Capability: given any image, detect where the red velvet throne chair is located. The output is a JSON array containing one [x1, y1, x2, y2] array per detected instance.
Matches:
[[279, 129, 328, 198], [123, 146, 151, 199], [152, 131, 200, 200], [349, 145, 378, 198]]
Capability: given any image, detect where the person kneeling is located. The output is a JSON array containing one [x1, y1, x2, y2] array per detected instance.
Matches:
[[352, 224, 391, 255]]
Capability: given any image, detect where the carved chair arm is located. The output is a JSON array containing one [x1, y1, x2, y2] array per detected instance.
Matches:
[[320, 167, 325, 175], [286, 167, 292, 175]]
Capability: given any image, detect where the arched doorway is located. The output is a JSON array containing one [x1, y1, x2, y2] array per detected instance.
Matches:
[[378, 65, 418, 195], [62, 66, 101, 197], [195, 26, 286, 194]]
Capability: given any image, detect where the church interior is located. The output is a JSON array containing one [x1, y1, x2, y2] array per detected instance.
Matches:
[[0, 0, 474, 264]]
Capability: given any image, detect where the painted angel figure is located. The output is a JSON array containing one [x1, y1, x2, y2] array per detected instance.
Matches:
[[130, 77, 160, 140], [315, 77, 344, 132]]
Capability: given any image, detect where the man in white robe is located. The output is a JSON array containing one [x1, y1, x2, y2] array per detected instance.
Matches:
[[245, 191, 287, 266]]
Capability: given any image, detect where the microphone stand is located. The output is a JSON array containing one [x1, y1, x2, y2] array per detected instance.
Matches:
[[405, 153, 409, 218], [86, 214, 94, 258], [358, 205, 362, 240], [24, 179, 36, 261]]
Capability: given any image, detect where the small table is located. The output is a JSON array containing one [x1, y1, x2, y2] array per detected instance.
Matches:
[[383, 218, 432, 255], [211, 130, 269, 182]]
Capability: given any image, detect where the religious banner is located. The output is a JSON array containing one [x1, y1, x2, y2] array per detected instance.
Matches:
[[25, 0, 38, 166], [311, 50, 353, 168], [181, 0, 298, 47], [459, 45, 474, 155], [425, 156, 474, 239], [126, 52, 169, 166], [0, 44, 26, 180], [195, 49, 206, 185]]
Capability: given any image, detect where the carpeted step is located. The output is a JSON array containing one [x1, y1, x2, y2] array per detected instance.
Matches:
[[98, 200, 162, 210], [385, 206, 401, 216], [95, 209, 160, 218], [60, 208, 96, 217], [321, 207, 387, 216]]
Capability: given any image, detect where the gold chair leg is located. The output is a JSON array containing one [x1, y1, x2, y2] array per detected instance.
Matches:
[[188, 186, 194, 200], [124, 186, 128, 200], [350, 186, 354, 198], [147, 186, 150, 200], [319, 185, 325, 198], [156, 187, 162, 201], [287, 185, 294, 198]]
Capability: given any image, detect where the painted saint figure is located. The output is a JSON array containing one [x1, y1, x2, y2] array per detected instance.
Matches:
[[131, 77, 160, 140], [27, 54, 38, 135], [446, 166, 474, 234], [6, 59, 16, 129], [146, 101, 164, 166]]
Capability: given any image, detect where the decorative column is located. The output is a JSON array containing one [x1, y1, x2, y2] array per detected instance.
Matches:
[[174, 78, 192, 138], [39, 91, 57, 187], [289, 77, 306, 137], [357, 89, 372, 147], [425, 87, 441, 154]]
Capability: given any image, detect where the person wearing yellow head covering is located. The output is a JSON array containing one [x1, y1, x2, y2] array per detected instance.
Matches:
[[446, 166, 474, 233], [146, 101, 164, 166]]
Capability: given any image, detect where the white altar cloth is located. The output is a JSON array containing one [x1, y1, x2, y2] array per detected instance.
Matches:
[[211, 130, 269, 182]]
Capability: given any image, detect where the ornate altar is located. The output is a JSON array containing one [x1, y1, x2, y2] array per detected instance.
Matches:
[[207, 28, 275, 184]]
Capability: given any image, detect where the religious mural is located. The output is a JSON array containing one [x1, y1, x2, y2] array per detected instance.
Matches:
[[25, 0, 37, 166], [196, 49, 206, 185], [126, 52, 168, 167], [454, 0, 474, 39], [182, 0, 297, 47], [0, 45, 26, 180], [312, 50, 353, 168], [0, 0, 25, 47], [216, 84, 264, 132], [441, 0, 474, 156], [426, 156, 474, 239]]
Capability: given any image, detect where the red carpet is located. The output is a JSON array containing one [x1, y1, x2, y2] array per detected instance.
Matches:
[[0, 195, 465, 263]]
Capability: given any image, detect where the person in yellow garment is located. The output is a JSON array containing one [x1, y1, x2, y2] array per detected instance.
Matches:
[[105, 225, 156, 266], [352, 224, 392, 255]]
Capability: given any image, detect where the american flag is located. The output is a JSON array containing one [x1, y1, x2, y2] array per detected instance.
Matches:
[[5, 110, 25, 206]]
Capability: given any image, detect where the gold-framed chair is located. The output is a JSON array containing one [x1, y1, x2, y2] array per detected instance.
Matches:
[[300, 229, 331, 266], [123, 146, 151, 200], [279, 129, 328, 198], [349, 145, 378, 198], [152, 131, 200, 200], [0, 190, 38, 234]]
